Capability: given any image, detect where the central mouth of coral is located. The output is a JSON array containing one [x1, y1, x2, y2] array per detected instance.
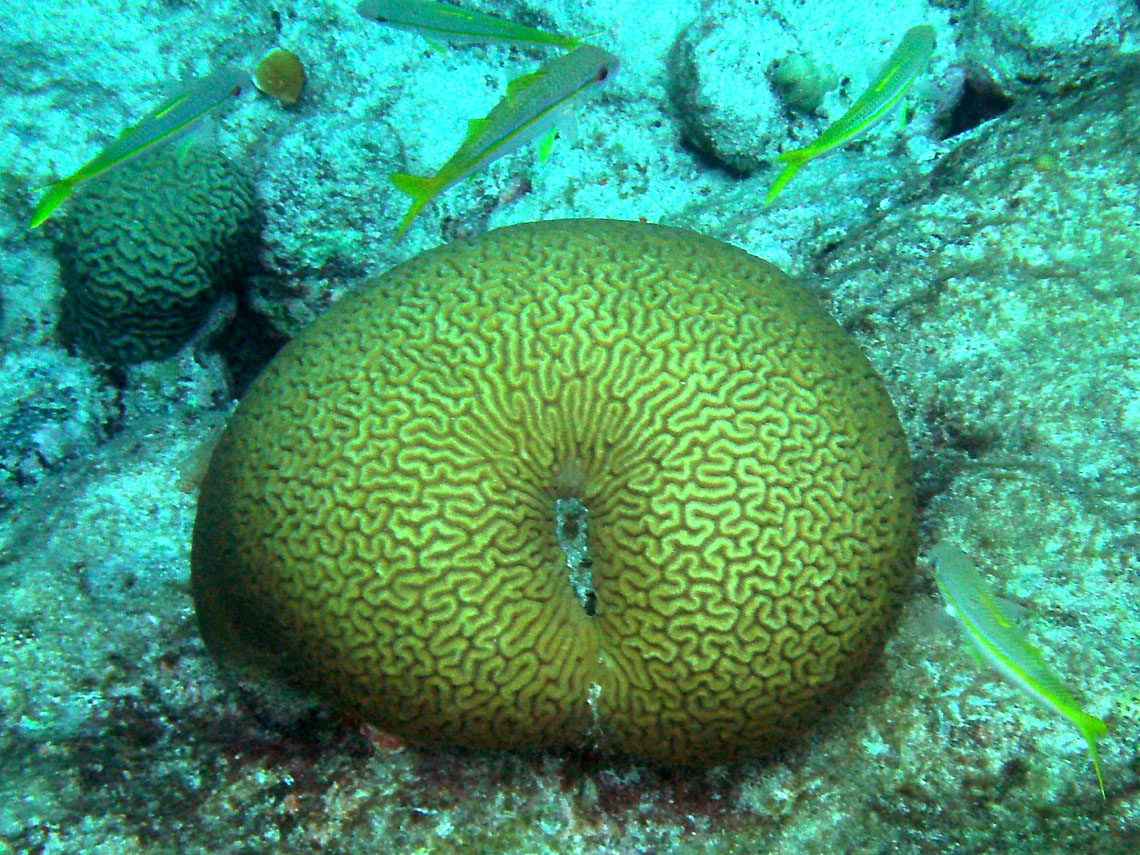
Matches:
[[555, 497, 595, 616]]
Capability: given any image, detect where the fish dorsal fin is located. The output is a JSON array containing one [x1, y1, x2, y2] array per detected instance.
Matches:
[[114, 123, 142, 143], [970, 572, 1031, 628], [506, 71, 547, 101], [463, 117, 489, 144], [436, 5, 475, 23], [146, 87, 193, 123], [976, 583, 1015, 628]]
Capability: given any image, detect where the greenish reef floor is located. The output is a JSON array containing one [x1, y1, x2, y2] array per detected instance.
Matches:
[[1, 0, 1139, 852]]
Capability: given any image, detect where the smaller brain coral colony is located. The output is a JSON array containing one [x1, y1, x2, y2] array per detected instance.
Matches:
[[191, 219, 917, 764], [54, 145, 258, 364]]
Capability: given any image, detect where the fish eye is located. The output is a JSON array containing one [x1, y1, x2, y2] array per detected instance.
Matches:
[[595, 66, 610, 82]]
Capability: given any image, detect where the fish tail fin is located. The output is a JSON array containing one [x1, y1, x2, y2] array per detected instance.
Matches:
[[1072, 710, 1108, 800], [389, 172, 440, 240], [29, 177, 77, 229], [764, 147, 814, 206]]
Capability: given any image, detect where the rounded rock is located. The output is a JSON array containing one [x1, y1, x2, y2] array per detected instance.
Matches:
[[191, 219, 916, 763], [668, 12, 796, 175]]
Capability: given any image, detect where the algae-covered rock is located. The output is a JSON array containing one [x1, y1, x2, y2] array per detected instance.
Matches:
[[959, 0, 1140, 97], [804, 58, 1140, 827], [0, 348, 111, 507], [254, 114, 403, 339], [667, 8, 795, 175], [814, 59, 1140, 516], [666, 0, 943, 176]]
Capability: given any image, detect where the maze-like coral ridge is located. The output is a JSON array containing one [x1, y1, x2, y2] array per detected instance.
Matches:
[[55, 145, 257, 364], [192, 219, 916, 763]]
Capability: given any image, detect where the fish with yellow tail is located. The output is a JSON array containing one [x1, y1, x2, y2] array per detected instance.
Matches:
[[389, 44, 619, 239], [29, 66, 250, 228], [357, 0, 593, 50], [930, 542, 1108, 799], [765, 24, 936, 205]]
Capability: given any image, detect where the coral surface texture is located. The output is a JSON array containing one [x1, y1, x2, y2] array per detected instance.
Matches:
[[55, 145, 258, 364], [191, 218, 916, 763]]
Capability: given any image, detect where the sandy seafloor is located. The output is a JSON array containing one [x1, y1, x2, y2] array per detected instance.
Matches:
[[2, 0, 1140, 852]]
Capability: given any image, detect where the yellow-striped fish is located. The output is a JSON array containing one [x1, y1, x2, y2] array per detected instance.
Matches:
[[765, 24, 936, 205], [357, 0, 588, 50], [931, 542, 1108, 799], [29, 66, 250, 228], [390, 44, 619, 239]]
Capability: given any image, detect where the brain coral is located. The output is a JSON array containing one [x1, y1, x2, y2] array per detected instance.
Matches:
[[191, 219, 916, 764], [55, 144, 258, 364]]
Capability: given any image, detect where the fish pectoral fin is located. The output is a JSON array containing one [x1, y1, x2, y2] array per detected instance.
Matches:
[[964, 643, 988, 668], [913, 599, 960, 637], [990, 594, 1030, 626], [537, 107, 579, 163], [175, 137, 197, 166], [537, 125, 558, 163], [777, 146, 814, 166], [506, 71, 547, 101], [557, 106, 579, 143]]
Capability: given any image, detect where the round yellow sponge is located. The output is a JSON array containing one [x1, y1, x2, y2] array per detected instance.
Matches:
[[191, 219, 916, 763]]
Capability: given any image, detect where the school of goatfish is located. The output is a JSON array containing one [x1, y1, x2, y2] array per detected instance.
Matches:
[[30, 0, 939, 234], [29, 0, 618, 236], [25, 0, 1115, 800]]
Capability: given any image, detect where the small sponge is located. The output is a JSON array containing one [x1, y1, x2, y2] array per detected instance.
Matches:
[[55, 145, 258, 364], [254, 48, 306, 106], [192, 219, 916, 763]]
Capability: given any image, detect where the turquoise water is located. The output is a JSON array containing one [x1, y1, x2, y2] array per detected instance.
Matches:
[[1, 1, 1138, 852]]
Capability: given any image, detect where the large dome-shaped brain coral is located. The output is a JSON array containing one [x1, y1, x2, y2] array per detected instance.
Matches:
[[54, 144, 258, 364], [191, 219, 916, 764]]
